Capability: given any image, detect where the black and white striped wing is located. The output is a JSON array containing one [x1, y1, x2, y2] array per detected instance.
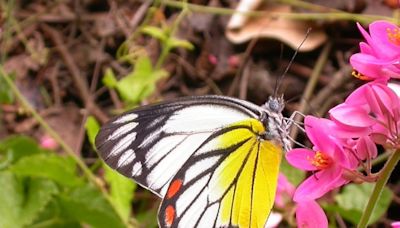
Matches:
[[95, 95, 263, 197]]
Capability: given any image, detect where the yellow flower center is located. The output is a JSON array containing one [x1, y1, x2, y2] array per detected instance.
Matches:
[[310, 151, 331, 169], [387, 27, 400, 46], [352, 70, 371, 80]]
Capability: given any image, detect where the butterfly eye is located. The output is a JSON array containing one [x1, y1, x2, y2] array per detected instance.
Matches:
[[268, 99, 280, 112]]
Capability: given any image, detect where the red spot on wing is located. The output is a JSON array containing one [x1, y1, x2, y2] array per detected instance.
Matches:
[[165, 205, 175, 226], [167, 179, 182, 199]]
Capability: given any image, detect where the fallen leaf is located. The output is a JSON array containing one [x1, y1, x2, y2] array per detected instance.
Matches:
[[226, 5, 327, 52]]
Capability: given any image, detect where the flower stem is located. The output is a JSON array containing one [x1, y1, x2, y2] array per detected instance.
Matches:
[[357, 150, 400, 228]]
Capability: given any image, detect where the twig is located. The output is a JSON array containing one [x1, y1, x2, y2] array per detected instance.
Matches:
[[75, 38, 106, 154], [289, 42, 332, 141], [160, 0, 393, 24], [228, 37, 259, 97], [48, 62, 62, 106], [40, 24, 108, 123], [309, 65, 352, 115], [239, 61, 251, 100], [129, 1, 152, 30]]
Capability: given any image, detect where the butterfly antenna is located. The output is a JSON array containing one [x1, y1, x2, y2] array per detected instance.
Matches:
[[273, 28, 312, 97]]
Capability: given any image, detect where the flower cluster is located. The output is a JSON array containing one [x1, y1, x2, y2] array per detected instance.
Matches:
[[285, 20, 400, 227]]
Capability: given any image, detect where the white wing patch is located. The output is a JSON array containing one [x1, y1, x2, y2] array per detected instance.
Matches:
[[145, 135, 187, 168], [113, 113, 138, 123], [110, 132, 137, 157], [175, 174, 210, 217], [117, 149, 135, 167], [178, 186, 209, 227], [132, 162, 142, 176], [108, 122, 138, 141], [197, 203, 219, 227], [147, 133, 212, 192], [184, 156, 220, 185], [165, 105, 249, 132]]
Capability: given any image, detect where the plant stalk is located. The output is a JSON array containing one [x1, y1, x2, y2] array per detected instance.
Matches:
[[357, 150, 400, 228]]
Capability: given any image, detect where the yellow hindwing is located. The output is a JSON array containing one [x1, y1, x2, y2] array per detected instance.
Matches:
[[210, 118, 282, 228]]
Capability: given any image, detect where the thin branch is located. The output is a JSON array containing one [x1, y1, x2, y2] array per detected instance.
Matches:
[[40, 24, 109, 123]]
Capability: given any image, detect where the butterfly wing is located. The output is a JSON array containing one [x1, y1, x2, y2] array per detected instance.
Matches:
[[157, 118, 282, 228], [95, 95, 264, 197]]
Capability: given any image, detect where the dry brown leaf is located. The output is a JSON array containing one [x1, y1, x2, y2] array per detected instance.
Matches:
[[4, 54, 40, 79], [226, 5, 327, 52]]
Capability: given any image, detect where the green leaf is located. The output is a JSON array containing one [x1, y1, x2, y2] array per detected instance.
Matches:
[[20, 178, 59, 227], [85, 116, 100, 149], [102, 68, 118, 88], [280, 159, 305, 186], [0, 74, 14, 104], [141, 26, 167, 42], [167, 37, 195, 50], [104, 164, 136, 223], [0, 171, 24, 228], [10, 154, 83, 187], [0, 172, 58, 228], [0, 136, 43, 169], [59, 184, 125, 228], [116, 56, 168, 103], [335, 183, 393, 225]]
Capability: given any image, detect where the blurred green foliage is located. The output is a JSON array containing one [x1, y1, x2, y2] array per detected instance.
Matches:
[[0, 136, 131, 228], [335, 183, 393, 225], [280, 158, 305, 186], [0, 73, 14, 104], [85, 116, 137, 224], [323, 183, 393, 226], [103, 57, 168, 105]]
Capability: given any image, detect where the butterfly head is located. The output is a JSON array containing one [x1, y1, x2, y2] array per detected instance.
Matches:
[[260, 95, 291, 152], [264, 95, 285, 114]]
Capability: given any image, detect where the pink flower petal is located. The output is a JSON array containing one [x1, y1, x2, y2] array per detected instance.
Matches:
[[293, 167, 347, 202], [368, 21, 400, 59], [351, 21, 400, 81], [329, 122, 372, 138], [350, 53, 391, 79], [296, 200, 328, 228], [329, 103, 376, 128], [369, 83, 400, 117], [359, 42, 373, 55], [357, 23, 373, 48], [275, 174, 295, 208], [391, 221, 400, 228], [356, 136, 378, 160], [286, 149, 318, 171], [304, 116, 339, 154]]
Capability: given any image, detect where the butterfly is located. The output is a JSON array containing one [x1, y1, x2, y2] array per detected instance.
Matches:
[[95, 95, 291, 228]]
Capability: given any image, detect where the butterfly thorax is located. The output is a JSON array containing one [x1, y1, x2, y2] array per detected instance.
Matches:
[[261, 96, 291, 152]]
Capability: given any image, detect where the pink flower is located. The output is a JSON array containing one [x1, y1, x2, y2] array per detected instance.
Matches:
[[350, 21, 400, 80], [355, 136, 378, 160], [275, 174, 295, 208], [392, 221, 400, 228], [39, 134, 58, 150], [296, 200, 328, 228], [286, 116, 355, 202], [330, 81, 400, 148]]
